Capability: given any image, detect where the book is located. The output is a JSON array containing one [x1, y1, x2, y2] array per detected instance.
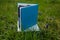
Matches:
[[17, 3, 39, 31]]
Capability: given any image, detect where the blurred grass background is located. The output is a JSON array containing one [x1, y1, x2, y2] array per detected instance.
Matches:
[[0, 0, 60, 40]]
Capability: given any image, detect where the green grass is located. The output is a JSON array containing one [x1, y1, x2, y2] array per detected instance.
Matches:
[[0, 0, 60, 40]]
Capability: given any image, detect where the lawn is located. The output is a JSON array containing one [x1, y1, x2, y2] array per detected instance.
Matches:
[[0, 0, 60, 40]]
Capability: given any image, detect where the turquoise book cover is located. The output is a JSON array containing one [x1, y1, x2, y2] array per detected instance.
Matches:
[[18, 3, 39, 31]]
